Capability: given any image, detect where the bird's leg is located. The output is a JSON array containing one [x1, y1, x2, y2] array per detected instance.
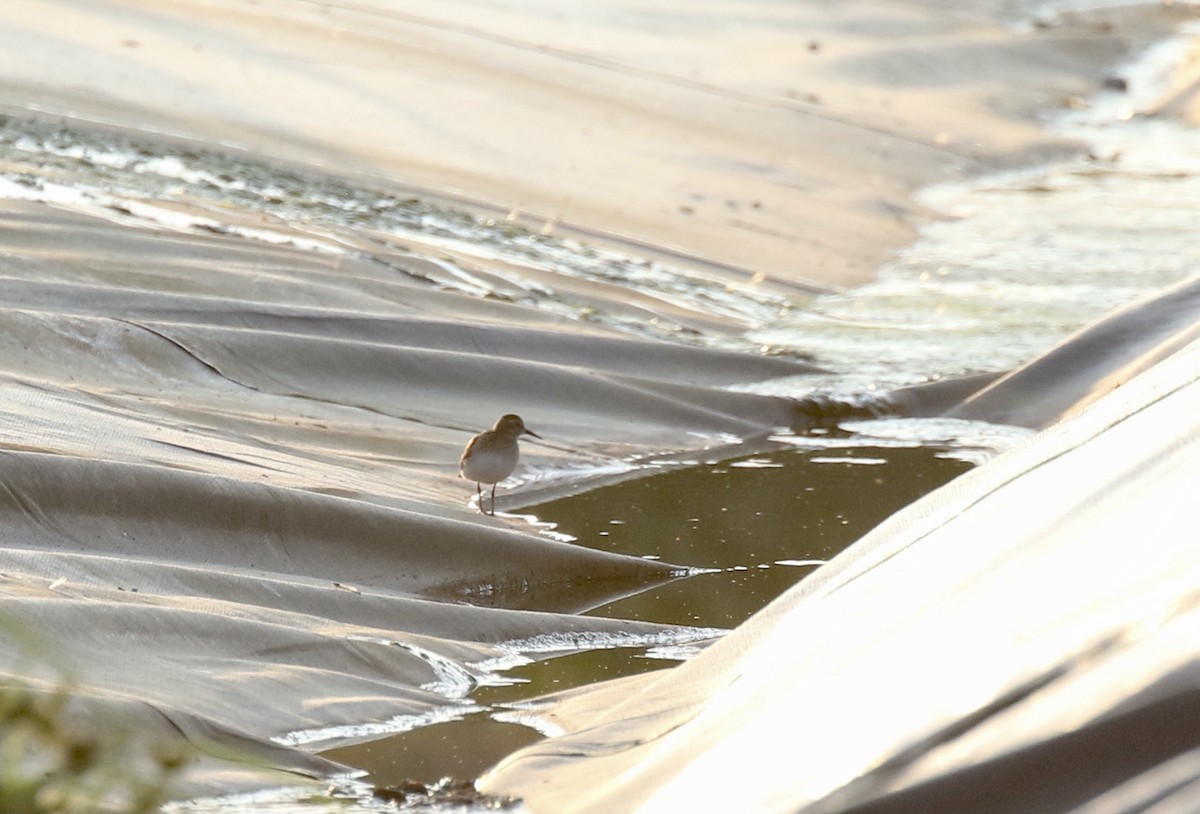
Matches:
[[489, 483, 498, 516], [476, 482, 484, 514]]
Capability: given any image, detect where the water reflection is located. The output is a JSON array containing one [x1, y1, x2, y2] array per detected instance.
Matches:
[[534, 443, 973, 629], [323, 717, 542, 789]]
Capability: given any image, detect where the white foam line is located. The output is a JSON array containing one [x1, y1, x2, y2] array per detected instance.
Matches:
[[728, 458, 785, 469], [809, 456, 888, 466], [163, 775, 394, 813], [775, 559, 827, 568], [343, 636, 481, 699], [643, 641, 719, 661], [273, 702, 478, 748], [472, 627, 727, 673]]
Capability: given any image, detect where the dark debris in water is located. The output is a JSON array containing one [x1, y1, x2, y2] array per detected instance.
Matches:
[[375, 778, 521, 810]]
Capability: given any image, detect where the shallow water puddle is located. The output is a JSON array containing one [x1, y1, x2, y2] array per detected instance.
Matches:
[[319, 439, 978, 792], [322, 717, 543, 789], [532, 442, 974, 629]]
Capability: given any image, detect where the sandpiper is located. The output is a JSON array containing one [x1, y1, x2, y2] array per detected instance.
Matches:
[[459, 414, 541, 515]]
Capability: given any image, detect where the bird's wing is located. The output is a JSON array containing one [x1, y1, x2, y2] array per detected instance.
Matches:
[[458, 435, 480, 475]]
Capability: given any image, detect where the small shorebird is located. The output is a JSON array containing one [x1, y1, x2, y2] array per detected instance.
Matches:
[[459, 414, 541, 515]]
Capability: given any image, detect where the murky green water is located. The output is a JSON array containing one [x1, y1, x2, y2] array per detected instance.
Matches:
[[322, 438, 979, 791], [324, 717, 543, 789], [535, 443, 973, 629]]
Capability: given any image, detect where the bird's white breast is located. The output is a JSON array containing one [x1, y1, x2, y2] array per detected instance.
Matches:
[[461, 444, 520, 484]]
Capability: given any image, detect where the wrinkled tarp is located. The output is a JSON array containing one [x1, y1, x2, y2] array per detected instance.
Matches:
[[0, 197, 818, 788], [0, 0, 1195, 805], [1, 164, 1198, 802]]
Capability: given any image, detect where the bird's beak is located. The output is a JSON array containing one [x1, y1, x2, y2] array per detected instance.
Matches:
[[525, 428, 542, 439]]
